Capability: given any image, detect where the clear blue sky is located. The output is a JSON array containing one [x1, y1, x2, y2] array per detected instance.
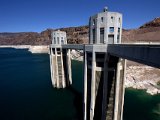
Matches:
[[0, 0, 160, 32]]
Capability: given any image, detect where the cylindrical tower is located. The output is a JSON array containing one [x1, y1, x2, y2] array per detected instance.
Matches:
[[89, 7, 122, 44]]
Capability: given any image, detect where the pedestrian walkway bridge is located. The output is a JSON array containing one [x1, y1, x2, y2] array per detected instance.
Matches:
[[51, 44, 160, 68]]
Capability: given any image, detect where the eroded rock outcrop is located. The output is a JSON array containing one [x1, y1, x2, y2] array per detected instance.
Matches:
[[125, 64, 160, 95], [122, 17, 160, 43], [140, 17, 160, 28], [0, 26, 89, 45]]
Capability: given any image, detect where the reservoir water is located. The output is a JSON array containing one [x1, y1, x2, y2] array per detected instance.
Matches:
[[0, 48, 159, 120]]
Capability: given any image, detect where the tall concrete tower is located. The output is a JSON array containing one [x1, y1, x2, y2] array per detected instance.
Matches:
[[50, 30, 72, 88], [84, 7, 124, 120], [89, 7, 122, 44]]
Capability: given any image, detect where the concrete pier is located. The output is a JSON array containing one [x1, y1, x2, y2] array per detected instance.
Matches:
[[50, 46, 72, 88], [83, 45, 108, 120]]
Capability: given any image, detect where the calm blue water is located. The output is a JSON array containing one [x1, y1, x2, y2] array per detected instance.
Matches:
[[124, 88, 160, 120], [0, 48, 83, 120], [0, 48, 159, 120]]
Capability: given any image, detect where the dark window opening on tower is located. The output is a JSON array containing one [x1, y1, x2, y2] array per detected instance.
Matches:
[[100, 28, 104, 43], [117, 35, 120, 43], [93, 29, 95, 43], [109, 27, 114, 33], [117, 28, 120, 43], [101, 17, 104, 22]]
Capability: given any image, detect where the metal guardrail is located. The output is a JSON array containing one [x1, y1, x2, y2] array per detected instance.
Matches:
[[107, 44, 160, 68]]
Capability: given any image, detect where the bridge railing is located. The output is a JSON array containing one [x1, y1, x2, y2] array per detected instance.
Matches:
[[107, 44, 160, 68]]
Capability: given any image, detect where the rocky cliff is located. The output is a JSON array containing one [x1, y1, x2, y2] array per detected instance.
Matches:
[[140, 17, 160, 28], [0, 26, 89, 45], [122, 17, 160, 43], [58, 26, 89, 44], [125, 62, 160, 95], [0, 32, 51, 45], [122, 27, 160, 43]]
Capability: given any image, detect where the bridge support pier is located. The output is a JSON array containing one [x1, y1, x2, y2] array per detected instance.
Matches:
[[83, 45, 108, 120], [83, 45, 126, 120], [102, 56, 126, 120], [113, 58, 126, 120], [50, 46, 72, 88]]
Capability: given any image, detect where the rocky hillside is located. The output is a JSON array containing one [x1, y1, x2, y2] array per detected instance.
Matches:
[[140, 17, 160, 28], [0, 26, 88, 45], [0, 31, 51, 45], [122, 27, 160, 43], [59, 26, 88, 44], [0, 17, 160, 45], [122, 17, 160, 43]]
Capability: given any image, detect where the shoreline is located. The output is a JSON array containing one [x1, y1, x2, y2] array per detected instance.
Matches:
[[125, 65, 160, 95], [0, 45, 49, 54]]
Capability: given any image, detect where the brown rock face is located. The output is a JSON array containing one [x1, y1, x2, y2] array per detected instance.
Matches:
[[0, 26, 89, 45], [58, 26, 89, 44], [122, 27, 160, 43], [0, 32, 51, 45], [140, 17, 160, 28], [122, 17, 160, 43]]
